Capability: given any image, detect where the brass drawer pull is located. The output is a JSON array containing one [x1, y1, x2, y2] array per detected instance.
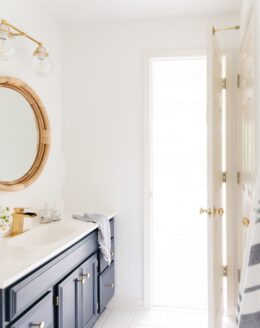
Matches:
[[31, 322, 45, 328], [105, 283, 114, 288]]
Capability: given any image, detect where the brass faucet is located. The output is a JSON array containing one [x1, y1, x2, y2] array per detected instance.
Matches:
[[10, 208, 37, 236]]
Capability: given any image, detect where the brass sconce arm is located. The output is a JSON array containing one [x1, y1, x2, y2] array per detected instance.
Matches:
[[0, 19, 42, 46]]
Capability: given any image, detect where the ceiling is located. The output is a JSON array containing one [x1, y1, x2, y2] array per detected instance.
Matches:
[[35, 0, 241, 23]]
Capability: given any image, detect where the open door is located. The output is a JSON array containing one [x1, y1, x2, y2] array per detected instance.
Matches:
[[237, 6, 256, 276], [204, 28, 224, 328]]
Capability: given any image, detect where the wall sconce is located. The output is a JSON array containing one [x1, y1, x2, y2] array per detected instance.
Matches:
[[0, 19, 52, 77]]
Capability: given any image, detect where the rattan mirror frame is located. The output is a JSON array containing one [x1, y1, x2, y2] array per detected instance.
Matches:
[[0, 77, 51, 191]]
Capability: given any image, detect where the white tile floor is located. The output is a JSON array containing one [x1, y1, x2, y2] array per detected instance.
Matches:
[[93, 308, 208, 328]]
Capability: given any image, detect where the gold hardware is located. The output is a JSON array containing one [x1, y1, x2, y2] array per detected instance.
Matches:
[[0, 19, 43, 46], [212, 25, 240, 35], [200, 208, 213, 216], [243, 217, 250, 227], [105, 283, 114, 288], [0, 19, 50, 61], [217, 208, 224, 217], [222, 171, 227, 183], [31, 322, 45, 328], [223, 265, 228, 277], [222, 78, 227, 90], [237, 74, 241, 88], [9, 208, 37, 236], [200, 207, 224, 217], [82, 273, 91, 279], [77, 277, 85, 284]]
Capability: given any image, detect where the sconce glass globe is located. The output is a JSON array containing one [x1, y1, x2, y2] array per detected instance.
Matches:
[[0, 24, 15, 60], [32, 45, 52, 77]]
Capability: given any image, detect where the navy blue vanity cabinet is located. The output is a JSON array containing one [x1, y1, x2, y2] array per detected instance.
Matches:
[[0, 218, 115, 328]]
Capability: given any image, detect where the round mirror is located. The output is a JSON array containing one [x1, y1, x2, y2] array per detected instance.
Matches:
[[0, 77, 50, 191]]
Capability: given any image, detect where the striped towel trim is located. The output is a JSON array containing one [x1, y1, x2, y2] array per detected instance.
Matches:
[[239, 311, 260, 328]]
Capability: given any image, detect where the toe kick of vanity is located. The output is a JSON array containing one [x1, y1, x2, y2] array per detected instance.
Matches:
[[0, 218, 115, 328]]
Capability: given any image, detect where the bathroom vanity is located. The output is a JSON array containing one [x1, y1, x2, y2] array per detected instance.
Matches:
[[0, 215, 115, 328]]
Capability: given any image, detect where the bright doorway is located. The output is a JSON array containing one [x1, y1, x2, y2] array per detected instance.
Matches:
[[144, 54, 208, 326]]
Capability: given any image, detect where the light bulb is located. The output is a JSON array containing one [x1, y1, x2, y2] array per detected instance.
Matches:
[[32, 45, 52, 77], [0, 24, 15, 60]]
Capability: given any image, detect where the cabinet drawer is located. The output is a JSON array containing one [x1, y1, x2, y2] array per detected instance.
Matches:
[[6, 231, 98, 321], [10, 292, 53, 328], [99, 262, 115, 313], [99, 239, 114, 274]]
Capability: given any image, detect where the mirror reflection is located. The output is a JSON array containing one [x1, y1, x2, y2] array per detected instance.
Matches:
[[0, 87, 39, 182]]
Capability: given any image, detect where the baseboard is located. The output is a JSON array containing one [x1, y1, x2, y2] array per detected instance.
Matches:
[[108, 296, 144, 310]]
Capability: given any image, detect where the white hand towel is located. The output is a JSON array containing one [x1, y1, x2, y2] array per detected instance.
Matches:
[[72, 213, 112, 265]]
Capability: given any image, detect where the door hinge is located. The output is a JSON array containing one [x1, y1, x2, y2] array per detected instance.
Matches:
[[237, 269, 241, 282], [237, 172, 240, 184], [222, 171, 227, 183], [237, 74, 241, 88], [222, 78, 227, 90], [54, 296, 59, 306], [223, 265, 228, 277]]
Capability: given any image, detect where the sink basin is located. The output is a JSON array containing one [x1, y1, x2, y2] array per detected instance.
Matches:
[[6, 223, 79, 248]]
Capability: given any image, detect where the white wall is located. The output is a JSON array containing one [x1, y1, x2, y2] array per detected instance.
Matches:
[[63, 15, 239, 304], [0, 1, 63, 211]]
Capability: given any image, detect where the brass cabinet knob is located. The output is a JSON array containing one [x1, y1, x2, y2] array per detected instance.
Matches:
[[31, 322, 45, 328], [77, 277, 85, 284], [82, 272, 91, 279], [243, 217, 250, 227]]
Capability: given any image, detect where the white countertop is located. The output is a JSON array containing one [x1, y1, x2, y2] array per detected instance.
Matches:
[[0, 212, 116, 288]]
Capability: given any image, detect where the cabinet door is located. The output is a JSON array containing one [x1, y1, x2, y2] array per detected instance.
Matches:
[[81, 255, 98, 328], [57, 267, 81, 328], [99, 262, 115, 313]]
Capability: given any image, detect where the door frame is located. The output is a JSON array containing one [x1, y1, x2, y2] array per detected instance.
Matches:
[[224, 49, 238, 319], [142, 49, 207, 308]]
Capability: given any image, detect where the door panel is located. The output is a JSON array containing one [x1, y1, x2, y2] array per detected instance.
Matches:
[[207, 29, 224, 328], [99, 262, 115, 313], [237, 8, 256, 269], [81, 255, 98, 328], [58, 267, 81, 328]]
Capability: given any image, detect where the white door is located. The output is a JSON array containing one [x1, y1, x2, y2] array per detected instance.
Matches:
[[206, 29, 224, 328], [237, 7, 256, 272]]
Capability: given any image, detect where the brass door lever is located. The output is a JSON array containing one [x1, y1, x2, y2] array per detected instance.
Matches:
[[200, 207, 224, 217]]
